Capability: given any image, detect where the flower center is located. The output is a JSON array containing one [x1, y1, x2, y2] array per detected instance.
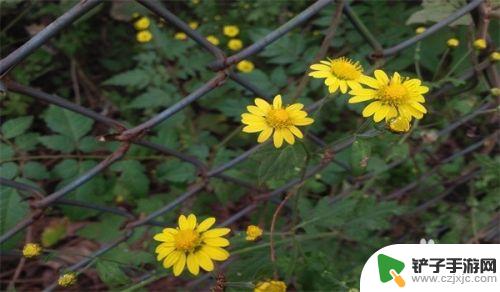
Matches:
[[380, 83, 407, 104], [266, 109, 291, 128], [174, 230, 200, 251], [330, 60, 362, 80]]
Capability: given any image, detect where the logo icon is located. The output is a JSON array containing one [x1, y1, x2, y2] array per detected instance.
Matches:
[[378, 254, 406, 288]]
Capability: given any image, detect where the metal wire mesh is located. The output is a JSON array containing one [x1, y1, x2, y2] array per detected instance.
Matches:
[[0, 0, 496, 290]]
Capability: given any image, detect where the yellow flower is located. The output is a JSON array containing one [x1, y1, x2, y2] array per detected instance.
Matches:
[[491, 88, 500, 97], [348, 70, 429, 124], [415, 27, 426, 34], [58, 273, 77, 287], [228, 39, 243, 51], [136, 30, 153, 43], [490, 52, 500, 62], [154, 214, 230, 276], [254, 280, 287, 292], [191, 0, 200, 4], [309, 57, 370, 94], [132, 12, 140, 19], [245, 225, 263, 241], [446, 38, 459, 48], [473, 38, 487, 50], [241, 95, 314, 148], [237, 60, 254, 73], [387, 115, 411, 133], [223, 25, 239, 37], [189, 21, 199, 30], [133, 16, 150, 30], [22, 243, 42, 258], [206, 35, 220, 46], [175, 32, 187, 41]]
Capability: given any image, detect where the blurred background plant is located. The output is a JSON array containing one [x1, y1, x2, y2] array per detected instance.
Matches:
[[0, 0, 498, 291]]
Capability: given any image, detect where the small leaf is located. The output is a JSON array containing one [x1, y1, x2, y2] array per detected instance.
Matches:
[[156, 160, 196, 183], [39, 135, 75, 153], [23, 161, 49, 180], [103, 68, 150, 88], [1, 116, 33, 139], [96, 261, 130, 287], [43, 106, 93, 141]]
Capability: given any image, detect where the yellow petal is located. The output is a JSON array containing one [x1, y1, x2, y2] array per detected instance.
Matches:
[[385, 106, 398, 121], [178, 215, 188, 230], [202, 228, 231, 238], [374, 105, 390, 122], [347, 80, 361, 90], [281, 128, 295, 145], [374, 70, 389, 84], [309, 71, 331, 78], [339, 80, 348, 93], [362, 101, 382, 117], [241, 113, 265, 123], [293, 117, 314, 126], [288, 110, 307, 120], [417, 86, 429, 94], [359, 75, 380, 89], [173, 252, 186, 276], [255, 98, 270, 111], [327, 79, 339, 93], [257, 127, 273, 143], [273, 95, 282, 109], [273, 129, 284, 148], [186, 214, 197, 230], [187, 253, 199, 275], [247, 105, 266, 116], [201, 246, 230, 261], [163, 251, 181, 268], [392, 72, 401, 84], [156, 246, 175, 261], [154, 232, 174, 242], [286, 103, 304, 112], [203, 237, 230, 247], [410, 102, 427, 113], [348, 94, 375, 104], [196, 250, 214, 271], [162, 228, 178, 235], [242, 124, 267, 133], [310, 64, 330, 71], [288, 126, 303, 138], [197, 217, 216, 232], [155, 242, 174, 253]]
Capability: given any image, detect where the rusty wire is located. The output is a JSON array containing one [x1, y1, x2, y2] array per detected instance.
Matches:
[[0, 0, 496, 290]]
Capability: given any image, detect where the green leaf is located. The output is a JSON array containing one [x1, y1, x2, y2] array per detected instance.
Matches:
[[406, 0, 471, 26], [1, 116, 33, 139], [39, 135, 75, 153], [0, 162, 18, 179], [96, 260, 130, 287], [157, 160, 196, 183], [127, 87, 174, 109], [257, 144, 307, 184], [77, 215, 125, 242], [103, 68, 150, 88], [23, 161, 49, 180], [14, 133, 40, 151], [110, 160, 149, 197], [43, 106, 94, 141], [0, 143, 14, 160], [0, 188, 29, 249], [41, 219, 67, 247]]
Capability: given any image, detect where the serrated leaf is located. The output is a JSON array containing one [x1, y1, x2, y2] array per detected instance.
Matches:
[[96, 260, 130, 287], [257, 144, 306, 184], [1, 116, 33, 139], [103, 68, 150, 88], [0, 188, 29, 249], [43, 106, 93, 141], [406, 0, 471, 26], [23, 161, 49, 180], [127, 87, 174, 109], [350, 139, 371, 175], [0, 143, 14, 160], [0, 162, 18, 179], [39, 135, 75, 153], [156, 160, 196, 183]]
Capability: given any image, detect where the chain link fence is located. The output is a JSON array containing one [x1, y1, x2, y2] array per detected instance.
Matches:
[[0, 0, 497, 290]]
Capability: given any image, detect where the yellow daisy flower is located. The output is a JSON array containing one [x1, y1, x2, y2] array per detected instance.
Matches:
[[136, 30, 153, 43], [154, 214, 230, 276], [473, 38, 487, 50], [189, 21, 199, 30], [415, 27, 426, 34], [309, 57, 369, 94], [22, 243, 42, 258], [245, 225, 263, 241], [237, 60, 254, 73], [491, 88, 500, 97], [191, 0, 200, 4], [175, 32, 187, 41], [133, 16, 150, 30], [446, 38, 459, 48], [490, 52, 500, 62], [58, 273, 77, 287], [223, 25, 239, 37], [348, 70, 429, 124], [241, 95, 314, 148], [254, 280, 287, 292], [228, 39, 243, 51], [206, 35, 220, 46]]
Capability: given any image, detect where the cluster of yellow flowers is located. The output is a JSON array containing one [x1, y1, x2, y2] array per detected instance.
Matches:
[[58, 273, 77, 287], [309, 57, 428, 133], [22, 242, 42, 258], [133, 16, 153, 43]]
